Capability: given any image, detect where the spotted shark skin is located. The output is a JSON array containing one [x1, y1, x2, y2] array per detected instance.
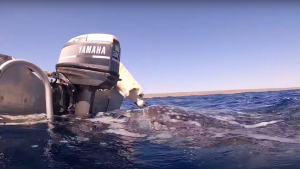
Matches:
[[2, 105, 300, 149]]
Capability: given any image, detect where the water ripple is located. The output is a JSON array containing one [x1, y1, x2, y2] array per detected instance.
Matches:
[[1, 90, 300, 168]]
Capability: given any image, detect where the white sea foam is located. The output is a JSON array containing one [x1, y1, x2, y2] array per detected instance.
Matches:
[[187, 121, 201, 127], [104, 129, 146, 138], [210, 115, 240, 125], [0, 114, 47, 125], [150, 132, 173, 139], [210, 114, 279, 129], [212, 115, 236, 121], [88, 116, 126, 124], [75, 136, 90, 142], [246, 133, 300, 144], [60, 140, 68, 143], [0, 114, 46, 120], [0, 120, 47, 125], [243, 120, 279, 129], [96, 112, 105, 116], [236, 111, 247, 115]]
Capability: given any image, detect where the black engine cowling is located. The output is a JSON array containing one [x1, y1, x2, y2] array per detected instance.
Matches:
[[56, 33, 121, 89]]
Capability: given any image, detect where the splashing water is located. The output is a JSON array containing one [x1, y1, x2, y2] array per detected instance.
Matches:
[[1, 90, 300, 169]]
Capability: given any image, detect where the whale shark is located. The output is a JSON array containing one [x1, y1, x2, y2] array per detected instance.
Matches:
[[1, 105, 300, 149], [47, 105, 297, 149]]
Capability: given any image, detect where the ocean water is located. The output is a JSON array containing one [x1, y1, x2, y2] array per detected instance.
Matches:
[[1, 90, 300, 169]]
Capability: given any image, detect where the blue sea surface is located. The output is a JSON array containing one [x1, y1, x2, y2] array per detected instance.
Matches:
[[1, 90, 300, 169]]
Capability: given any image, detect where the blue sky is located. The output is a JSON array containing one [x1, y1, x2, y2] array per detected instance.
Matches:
[[1, 1, 300, 94]]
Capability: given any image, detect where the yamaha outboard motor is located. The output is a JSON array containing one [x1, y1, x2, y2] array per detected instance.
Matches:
[[48, 33, 121, 117]]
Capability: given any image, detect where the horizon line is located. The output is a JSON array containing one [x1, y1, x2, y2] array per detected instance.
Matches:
[[144, 87, 300, 98]]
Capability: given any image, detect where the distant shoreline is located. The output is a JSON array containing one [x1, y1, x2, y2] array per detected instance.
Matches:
[[144, 87, 300, 99]]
